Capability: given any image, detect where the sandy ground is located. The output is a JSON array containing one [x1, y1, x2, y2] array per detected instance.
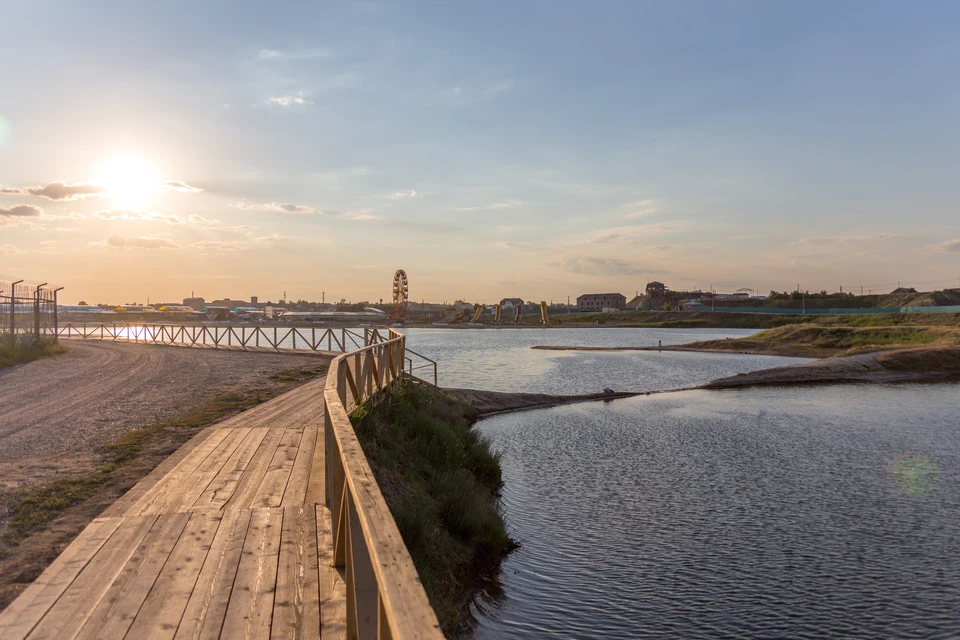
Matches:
[[0, 341, 328, 491]]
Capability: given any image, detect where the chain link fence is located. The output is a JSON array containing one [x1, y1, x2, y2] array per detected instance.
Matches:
[[0, 275, 62, 343]]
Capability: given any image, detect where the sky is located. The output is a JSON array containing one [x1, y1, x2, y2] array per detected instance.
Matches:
[[1, 0, 959, 305]]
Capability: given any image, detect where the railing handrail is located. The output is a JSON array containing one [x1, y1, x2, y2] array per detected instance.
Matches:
[[324, 329, 444, 639]]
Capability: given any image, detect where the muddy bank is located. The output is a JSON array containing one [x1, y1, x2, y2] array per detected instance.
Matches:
[[531, 344, 829, 358], [446, 387, 644, 416], [705, 346, 960, 388]]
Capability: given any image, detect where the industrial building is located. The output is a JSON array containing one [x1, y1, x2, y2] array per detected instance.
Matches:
[[576, 293, 626, 311]]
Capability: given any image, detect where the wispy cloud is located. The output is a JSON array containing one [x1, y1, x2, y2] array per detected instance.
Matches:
[[934, 239, 960, 253], [193, 241, 242, 251], [254, 234, 288, 243], [163, 181, 203, 193], [235, 202, 316, 213], [457, 200, 524, 212], [791, 233, 897, 245], [622, 199, 657, 219], [390, 190, 422, 199], [0, 244, 25, 255], [546, 254, 650, 276], [264, 94, 311, 107], [587, 222, 687, 244], [258, 47, 333, 61], [94, 235, 181, 249], [94, 209, 183, 224], [1, 182, 106, 200]]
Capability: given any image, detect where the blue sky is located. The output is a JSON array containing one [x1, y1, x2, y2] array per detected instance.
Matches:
[[1, 1, 959, 304]]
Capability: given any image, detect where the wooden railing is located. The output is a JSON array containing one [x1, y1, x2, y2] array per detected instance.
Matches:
[[48, 322, 388, 353], [324, 329, 444, 639]]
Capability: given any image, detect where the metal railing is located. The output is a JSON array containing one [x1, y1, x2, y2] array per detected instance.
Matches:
[[1, 275, 62, 341], [48, 323, 390, 353], [324, 329, 444, 639]]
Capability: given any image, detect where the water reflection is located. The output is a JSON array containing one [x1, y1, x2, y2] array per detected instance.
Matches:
[[474, 385, 960, 639]]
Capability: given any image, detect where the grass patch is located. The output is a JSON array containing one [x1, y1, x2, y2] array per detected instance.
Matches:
[[268, 363, 327, 383], [0, 338, 68, 370], [2, 465, 115, 544], [351, 380, 516, 636]]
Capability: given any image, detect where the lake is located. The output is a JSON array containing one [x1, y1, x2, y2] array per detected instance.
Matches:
[[401, 328, 960, 639]]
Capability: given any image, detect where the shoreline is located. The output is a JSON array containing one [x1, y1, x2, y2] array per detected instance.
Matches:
[[531, 344, 826, 358]]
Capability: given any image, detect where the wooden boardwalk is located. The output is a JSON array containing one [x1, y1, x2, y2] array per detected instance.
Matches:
[[0, 376, 346, 640]]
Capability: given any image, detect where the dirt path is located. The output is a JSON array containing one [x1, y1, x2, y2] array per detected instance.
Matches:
[[0, 341, 328, 490]]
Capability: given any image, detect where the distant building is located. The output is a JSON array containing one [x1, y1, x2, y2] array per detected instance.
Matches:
[[577, 293, 626, 311], [250, 296, 258, 305], [645, 281, 667, 295], [183, 296, 205, 308], [499, 298, 524, 308]]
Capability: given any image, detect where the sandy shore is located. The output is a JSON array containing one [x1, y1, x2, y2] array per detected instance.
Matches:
[[705, 346, 960, 388], [446, 387, 646, 416]]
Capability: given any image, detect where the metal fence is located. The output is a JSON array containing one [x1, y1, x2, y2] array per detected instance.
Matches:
[[0, 275, 62, 342]]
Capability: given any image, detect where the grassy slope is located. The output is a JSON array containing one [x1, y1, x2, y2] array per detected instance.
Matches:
[[683, 323, 960, 358], [351, 381, 515, 637], [0, 339, 68, 370]]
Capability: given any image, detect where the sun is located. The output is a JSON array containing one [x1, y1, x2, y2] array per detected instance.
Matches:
[[96, 154, 161, 206]]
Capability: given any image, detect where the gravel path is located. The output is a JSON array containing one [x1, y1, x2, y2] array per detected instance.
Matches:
[[0, 341, 328, 488]]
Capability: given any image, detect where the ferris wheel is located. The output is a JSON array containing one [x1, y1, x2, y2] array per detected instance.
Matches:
[[391, 269, 409, 319]]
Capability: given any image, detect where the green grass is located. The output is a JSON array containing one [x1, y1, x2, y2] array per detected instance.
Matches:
[[351, 380, 515, 636], [0, 338, 68, 370], [268, 363, 327, 383]]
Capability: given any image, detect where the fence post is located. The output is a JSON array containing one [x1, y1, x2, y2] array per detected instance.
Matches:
[[10, 279, 23, 341]]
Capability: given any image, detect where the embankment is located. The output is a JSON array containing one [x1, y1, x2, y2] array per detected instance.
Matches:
[[705, 346, 960, 388], [445, 388, 643, 416], [350, 380, 517, 637]]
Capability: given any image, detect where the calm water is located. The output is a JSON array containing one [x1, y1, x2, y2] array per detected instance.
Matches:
[[399, 329, 960, 639]]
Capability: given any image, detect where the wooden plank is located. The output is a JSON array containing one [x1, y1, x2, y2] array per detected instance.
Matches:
[[304, 420, 326, 507], [253, 427, 305, 509], [194, 427, 270, 512], [125, 429, 233, 516], [0, 518, 124, 640], [272, 505, 320, 640], [174, 509, 251, 640], [221, 428, 286, 512], [73, 512, 192, 640], [103, 429, 216, 518], [124, 510, 224, 640], [282, 427, 318, 507], [150, 428, 249, 514], [25, 514, 159, 640], [220, 507, 283, 640], [317, 505, 347, 640]]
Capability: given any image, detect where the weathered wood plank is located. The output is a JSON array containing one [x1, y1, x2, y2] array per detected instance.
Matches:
[[282, 427, 319, 507], [126, 429, 233, 516], [173, 509, 251, 640], [73, 512, 191, 640], [124, 510, 223, 640], [26, 514, 159, 640], [221, 428, 286, 512], [317, 505, 347, 640], [0, 518, 124, 640], [194, 427, 270, 511], [151, 428, 249, 514], [253, 427, 305, 509], [220, 507, 283, 639], [272, 505, 320, 640]]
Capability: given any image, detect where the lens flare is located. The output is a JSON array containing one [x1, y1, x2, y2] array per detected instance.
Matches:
[[889, 453, 938, 496]]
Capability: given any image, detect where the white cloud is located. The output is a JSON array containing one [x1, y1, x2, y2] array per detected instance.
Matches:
[[265, 94, 311, 107], [235, 202, 315, 213], [934, 239, 960, 253], [0, 244, 25, 255], [258, 47, 333, 61], [587, 222, 687, 244], [193, 241, 242, 251], [95, 235, 181, 249], [163, 181, 203, 193], [94, 209, 183, 224], [254, 234, 287, 243], [457, 200, 524, 212], [391, 190, 422, 199], [791, 233, 898, 245]]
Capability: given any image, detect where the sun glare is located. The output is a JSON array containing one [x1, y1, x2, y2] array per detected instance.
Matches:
[[96, 154, 161, 205]]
